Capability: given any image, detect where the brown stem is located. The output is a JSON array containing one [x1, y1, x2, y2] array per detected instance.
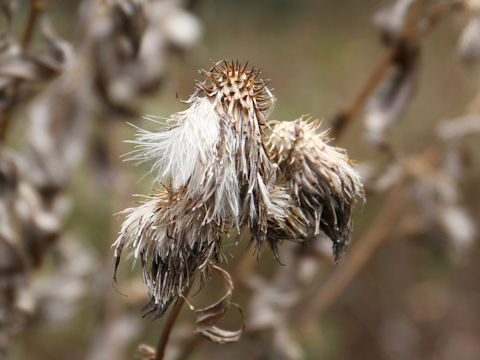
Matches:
[[22, 0, 42, 52], [155, 286, 191, 360], [331, 46, 398, 138], [175, 248, 257, 360], [298, 185, 407, 334], [331, 0, 460, 139]]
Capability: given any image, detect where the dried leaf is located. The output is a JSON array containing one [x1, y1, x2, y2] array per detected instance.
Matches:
[[137, 344, 156, 360], [373, 0, 417, 42], [438, 206, 476, 253], [458, 16, 480, 62], [365, 44, 419, 146], [436, 115, 480, 140], [194, 264, 244, 344]]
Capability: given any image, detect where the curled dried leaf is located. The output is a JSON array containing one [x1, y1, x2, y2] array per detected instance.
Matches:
[[137, 344, 156, 360], [365, 43, 418, 146], [194, 264, 244, 344]]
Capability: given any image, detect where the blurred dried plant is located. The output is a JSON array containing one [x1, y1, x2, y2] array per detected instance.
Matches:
[[0, 0, 201, 357], [0, 0, 479, 359]]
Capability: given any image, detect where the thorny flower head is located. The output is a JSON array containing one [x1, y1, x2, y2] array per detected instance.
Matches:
[[113, 61, 364, 319], [266, 117, 365, 260]]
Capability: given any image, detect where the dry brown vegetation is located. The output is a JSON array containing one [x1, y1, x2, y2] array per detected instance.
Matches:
[[1, 1, 479, 360]]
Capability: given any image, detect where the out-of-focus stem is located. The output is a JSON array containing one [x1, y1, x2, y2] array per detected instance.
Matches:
[[331, 47, 398, 138], [331, 0, 461, 139], [21, 0, 42, 52], [0, 108, 12, 142], [155, 286, 191, 360], [298, 185, 407, 333]]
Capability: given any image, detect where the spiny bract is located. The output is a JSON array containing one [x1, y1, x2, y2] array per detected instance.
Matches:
[[113, 61, 364, 318]]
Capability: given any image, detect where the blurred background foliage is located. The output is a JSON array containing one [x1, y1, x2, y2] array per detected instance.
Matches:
[[2, 0, 480, 359]]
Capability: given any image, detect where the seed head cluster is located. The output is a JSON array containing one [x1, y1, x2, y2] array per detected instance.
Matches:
[[113, 61, 364, 317]]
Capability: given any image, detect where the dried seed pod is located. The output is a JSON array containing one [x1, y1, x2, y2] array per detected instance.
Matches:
[[266, 117, 364, 261], [113, 187, 221, 318], [127, 60, 276, 248], [115, 61, 279, 316]]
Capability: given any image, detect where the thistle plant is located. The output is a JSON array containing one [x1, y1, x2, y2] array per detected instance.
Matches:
[[266, 118, 364, 261], [113, 61, 364, 326]]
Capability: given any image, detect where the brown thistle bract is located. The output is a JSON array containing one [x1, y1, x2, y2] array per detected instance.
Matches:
[[114, 61, 364, 318], [266, 117, 365, 261]]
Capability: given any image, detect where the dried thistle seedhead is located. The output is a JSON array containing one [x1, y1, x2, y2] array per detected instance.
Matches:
[[265, 185, 309, 260], [116, 61, 279, 317], [113, 187, 221, 318], [127, 60, 275, 248], [196, 60, 272, 123], [115, 62, 364, 321], [195, 60, 277, 251], [266, 117, 364, 261]]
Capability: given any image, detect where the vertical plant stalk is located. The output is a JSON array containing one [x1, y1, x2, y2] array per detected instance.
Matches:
[[174, 247, 258, 360], [0, 108, 12, 142], [332, 47, 398, 137], [155, 285, 191, 360], [331, 0, 460, 139], [21, 0, 42, 52], [297, 185, 407, 334]]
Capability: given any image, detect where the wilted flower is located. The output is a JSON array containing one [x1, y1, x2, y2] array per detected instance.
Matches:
[[114, 188, 221, 318], [115, 61, 279, 317], [266, 117, 364, 260], [114, 61, 364, 318]]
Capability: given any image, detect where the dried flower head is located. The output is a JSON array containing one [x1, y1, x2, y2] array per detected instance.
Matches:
[[126, 60, 276, 246], [113, 187, 221, 318], [266, 117, 364, 261], [115, 61, 278, 317], [114, 62, 364, 319]]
